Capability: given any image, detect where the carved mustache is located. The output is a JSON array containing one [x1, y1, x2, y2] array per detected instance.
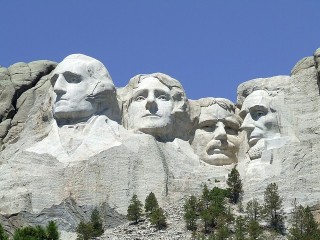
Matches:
[[205, 139, 235, 154]]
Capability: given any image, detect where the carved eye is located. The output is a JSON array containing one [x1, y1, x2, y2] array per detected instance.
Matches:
[[225, 126, 238, 135], [158, 95, 168, 100], [50, 74, 58, 85], [252, 110, 266, 119], [64, 73, 82, 84], [200, 125, 215, 132], [135, 96, 145, 101], [69, 77, 81, 84]]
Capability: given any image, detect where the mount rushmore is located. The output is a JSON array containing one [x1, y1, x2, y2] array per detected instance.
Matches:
[[0, 49, 320, 237]]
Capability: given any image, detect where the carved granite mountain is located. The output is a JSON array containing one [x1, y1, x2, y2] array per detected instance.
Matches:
[[0, 50, 320, 239]]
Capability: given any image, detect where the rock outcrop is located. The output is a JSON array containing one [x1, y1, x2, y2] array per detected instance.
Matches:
[[237, 49, 320, 216], [0, 60, 57, 149], [0, 50, 320, 239]]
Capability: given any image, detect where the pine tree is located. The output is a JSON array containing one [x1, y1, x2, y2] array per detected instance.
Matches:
[[234, 216, 246, 240], [13, 225, 46, 240], [76, 221, 94, 240], [263, 183, 285, 233], [288, 204, 320, 240], [0, 223, 9, 240], [90, 208, 104, 237], [127, 194, 143, 224], [202, 184, 211, 208], [247, 220, 262, 240], [184, 195, 198, 231], [145, 192, 159, 215], [76, 208, 104, 240], [199, 185, 215, 232], [46, 221, 59, 240], [226, 166, 243, 204], [215, 216, 229, 240], [150, 207, 167, 230], [303, 206, 320, 239], [200, 205, 215, 233], [36, 225, 47, 239], [246, 198, 263, 222]]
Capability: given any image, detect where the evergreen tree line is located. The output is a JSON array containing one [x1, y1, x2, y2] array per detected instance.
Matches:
[[127, 192, 167, 230], [0, 166, 318, 239], [0, 206, 105, 240], [0, 221, 59, 240], [183, 166, 320, 240]]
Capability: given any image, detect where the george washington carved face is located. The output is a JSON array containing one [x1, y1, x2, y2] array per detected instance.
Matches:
[[51, 54, 116, 124]]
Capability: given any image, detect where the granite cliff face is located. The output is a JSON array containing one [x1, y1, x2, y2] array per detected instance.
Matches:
[[0, 50, 320, 238]]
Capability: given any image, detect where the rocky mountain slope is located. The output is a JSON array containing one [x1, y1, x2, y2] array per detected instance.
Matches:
[[0, 50, 320, 239]]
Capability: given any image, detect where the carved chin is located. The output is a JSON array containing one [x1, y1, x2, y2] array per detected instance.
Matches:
[[129, 116, 173, 136]]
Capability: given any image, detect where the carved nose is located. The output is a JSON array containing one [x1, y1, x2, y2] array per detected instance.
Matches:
[[213, 122, 227, 140], [53, 74, 67, 94], [145, 96, 158, 113], [240, 114, 255, 131]]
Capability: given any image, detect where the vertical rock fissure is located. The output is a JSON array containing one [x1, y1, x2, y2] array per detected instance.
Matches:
[[155, 141, 169, 196]]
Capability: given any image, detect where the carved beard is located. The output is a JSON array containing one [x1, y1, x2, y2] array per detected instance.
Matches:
[[248, 139, 265, 160]]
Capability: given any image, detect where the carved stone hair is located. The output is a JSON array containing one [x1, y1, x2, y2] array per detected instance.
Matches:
[[241, 89, 277, 113], [196, 97, 236, 113]]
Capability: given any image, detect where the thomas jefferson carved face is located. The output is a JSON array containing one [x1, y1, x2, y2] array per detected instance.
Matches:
[[192, 101, 241, 165], [240, 90, 280, 159], [127, 77, 174, 136], [51, 54, 115, 124]]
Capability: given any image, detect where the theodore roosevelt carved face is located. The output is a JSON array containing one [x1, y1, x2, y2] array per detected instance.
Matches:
[[51, 54, 116, 124], [240, 90, 280, 160], [123, 73, 187, 139], [191, 98, 241, 166]]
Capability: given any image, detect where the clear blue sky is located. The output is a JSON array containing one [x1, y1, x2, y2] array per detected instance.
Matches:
[[1, 1, 319, 102]]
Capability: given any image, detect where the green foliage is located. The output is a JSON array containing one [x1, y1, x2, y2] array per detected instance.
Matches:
[[198, 185, 229, 233], [13, 222, 59, 240], [288, 204, 320, 240], [234, 216, 246, 240], [263, 183, 285, 233], [145, 192, 159, 215], [90, 208, 104, 237], [209, 187, 228, 208], [247, 220, 262, 240], [246, 198, 263, 222], [76, 208, 104, 240], [127, 194, 143, 224], [183, 182, 320, 240], [215, 216, 229, 240], [150, 207, 167, 230], [198, 184, 213, 232], [207, 233, 216, 240], [144, 192, 167, 230], [76, 221, 94, 240], [184, 195, 199, 231], [14, 225, 45, 240], [46, 221, 59, 240], [226, 166, 243, 204], [191, 231, 206, 240], [0, 223, 9, 240]]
